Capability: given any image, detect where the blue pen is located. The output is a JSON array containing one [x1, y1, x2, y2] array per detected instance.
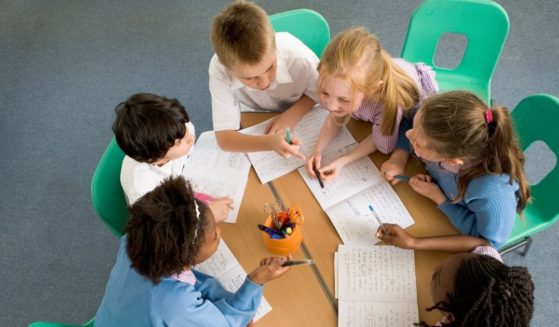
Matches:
[[285, 127, 292, 145], [257, 224, 283, 237], [368, 204, 388, 235], [394, 175, 410, 182]]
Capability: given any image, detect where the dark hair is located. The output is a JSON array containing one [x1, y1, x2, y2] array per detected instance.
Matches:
[[112, 93, 190, 163], [125, 176, 209, 284], [417, 254, 534, 327], [420, 91, 530, 213]]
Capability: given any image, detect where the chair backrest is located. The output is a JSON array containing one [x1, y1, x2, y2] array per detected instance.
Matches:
[[504, 94, 559, 246], [401, 0, 509, 103], [269, 9, 330, 58], [28, 318, 94, 327], [91, 138, 128, 238]]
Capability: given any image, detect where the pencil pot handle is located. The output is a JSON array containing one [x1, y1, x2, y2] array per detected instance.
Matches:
[[262, 216, 303, 255]]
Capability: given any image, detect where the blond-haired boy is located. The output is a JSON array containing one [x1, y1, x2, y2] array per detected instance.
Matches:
[[209, 0, 319, 159]]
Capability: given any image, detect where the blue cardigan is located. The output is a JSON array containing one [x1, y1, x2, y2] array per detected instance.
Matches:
[[95, 236, 262, 326]]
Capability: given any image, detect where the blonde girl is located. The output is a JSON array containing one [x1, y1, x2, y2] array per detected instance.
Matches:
[[380, 91, 530, 249], [305, 27, 438, 180]]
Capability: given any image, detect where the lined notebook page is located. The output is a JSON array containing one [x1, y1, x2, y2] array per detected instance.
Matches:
[[183, 131, 251, 223], [196, 241, 272, 321], [338, 301, 419, 327], [241, 107, 355, 183], [336, 245, 417, 302], [326, 182, 415, 245]]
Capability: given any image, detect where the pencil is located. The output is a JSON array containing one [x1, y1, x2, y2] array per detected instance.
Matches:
[[368, 204, 388, 235], [282, 259, 315, 267]]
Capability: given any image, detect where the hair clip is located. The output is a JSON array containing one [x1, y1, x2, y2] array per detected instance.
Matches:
[[193, 200, 200, 239], [484, 109, 494, 124]]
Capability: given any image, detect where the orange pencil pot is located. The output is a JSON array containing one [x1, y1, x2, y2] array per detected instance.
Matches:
[[261, 216, 303, 255]]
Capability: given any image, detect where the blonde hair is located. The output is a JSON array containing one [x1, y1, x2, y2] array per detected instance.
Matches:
[[420, 91, 531, 213], [210, 0, 275, 69], [318, 27, 420, 135]]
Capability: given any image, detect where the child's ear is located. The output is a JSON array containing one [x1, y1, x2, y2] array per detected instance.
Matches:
[[447, 158, 464, 166]]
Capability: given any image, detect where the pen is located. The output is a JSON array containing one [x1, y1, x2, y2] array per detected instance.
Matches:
[[257, 224, 283, 237], [394, 174, 410, 182], [285, 127, 292, 145], [312, 163, 325, 189], [282, 259, 315, 267], [368, 204, 388, 235]]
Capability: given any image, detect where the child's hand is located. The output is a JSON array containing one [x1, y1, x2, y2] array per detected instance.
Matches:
[[305, 152, 322, 178], [247, 254, 292, 285], [208, 197, 234, 223], [318, 157, 348, 182], [380, 156, 406, 185], [409, 174, 447, 205], [271, 133, 306, 160], [265, 111, 298, 135], [376, 223, 416, 249]]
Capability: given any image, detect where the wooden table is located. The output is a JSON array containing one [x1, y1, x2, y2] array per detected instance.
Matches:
[[220, 168, 337, 326], [239, 113, 459, 326]]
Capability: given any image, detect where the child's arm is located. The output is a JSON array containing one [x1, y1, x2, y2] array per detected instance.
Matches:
[[381, 109, 415, 184], [305, 114, 342, 177], [265, 95, 316, 134], [319, 134, 377, 181], [215, 130, 305, 160], [376, 224, 490, 253]]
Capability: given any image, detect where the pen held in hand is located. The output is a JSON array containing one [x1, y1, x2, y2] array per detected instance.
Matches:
[[368, 204, 388, 235], [312, 163, 325, 189], [285, 127, 292, 145], [394, 175, 410, 182], [281, 259, 315, 267]]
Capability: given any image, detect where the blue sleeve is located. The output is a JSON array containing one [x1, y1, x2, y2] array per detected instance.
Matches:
[[437, 176, 517, 248], [153, 276, 263, 327], [395, 106, 417, 152]]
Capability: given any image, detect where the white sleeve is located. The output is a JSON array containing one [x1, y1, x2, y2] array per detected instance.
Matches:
[[209, 56, 241, 131], [302, 57, 319, 103]]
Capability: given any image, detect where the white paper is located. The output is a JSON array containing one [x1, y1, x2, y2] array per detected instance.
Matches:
[[196, 241, 272, 322], [336, 245, 417, 302], [241, 107, 355, 183], [183, 131, 251, 223], [326, 182, 415, 245], [338, 301, 418, 327], [335, 245, 418, 327]]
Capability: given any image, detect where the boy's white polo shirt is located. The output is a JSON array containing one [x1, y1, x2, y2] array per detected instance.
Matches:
[[209, 32, 319, 131]]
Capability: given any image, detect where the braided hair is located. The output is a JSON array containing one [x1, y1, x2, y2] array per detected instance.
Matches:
[[417, 254, 534, 327], [125, 176, 209, 284]]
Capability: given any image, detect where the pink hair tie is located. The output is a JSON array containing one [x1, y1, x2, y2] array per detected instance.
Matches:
[[484, 109, 493, 124]]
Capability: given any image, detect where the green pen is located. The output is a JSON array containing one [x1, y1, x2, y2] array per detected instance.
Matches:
[[285, 127, 292, 145]]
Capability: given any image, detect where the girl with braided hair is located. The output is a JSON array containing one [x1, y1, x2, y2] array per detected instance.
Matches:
[[95, 176, 291, 326], [379, 91, 530, 250], [427, 247, 535, 327]]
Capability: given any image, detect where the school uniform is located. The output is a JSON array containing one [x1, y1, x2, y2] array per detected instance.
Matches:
[[349, 58, 438, 154], [95, 236, 263, 327], [209, 32, 320, 131], [120, 122, 196, 205]]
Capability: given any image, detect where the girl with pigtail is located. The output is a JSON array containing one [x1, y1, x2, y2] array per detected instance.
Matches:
[[379, 90, 531, 250], [305, 27, 438, 181]]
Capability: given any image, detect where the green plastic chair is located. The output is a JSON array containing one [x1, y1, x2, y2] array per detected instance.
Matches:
[[91, 137, 128, 238], [401, 0, 509, 103], [269, 8, 330, 58], [499, 94, 559, 256], [28, 318, 94, 327]]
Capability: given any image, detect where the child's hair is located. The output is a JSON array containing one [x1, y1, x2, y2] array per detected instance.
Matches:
[[419, 254, 534, 327], [318, 27, 420, 135], [112, 93, 190, 163], [125, 176, 209, 284], [210, 0, 275, 69], [420, 91, 531, 213]]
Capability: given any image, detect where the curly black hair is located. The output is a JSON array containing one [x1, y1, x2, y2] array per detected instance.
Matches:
[[125, 176, 209, 284], [113, 93, 190, 163], [417, 254, 534, 327]]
